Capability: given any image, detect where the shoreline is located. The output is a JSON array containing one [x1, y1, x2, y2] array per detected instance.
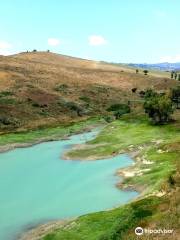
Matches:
[[19, 219, 75, 240], [63, 142, 152, 194], [0, 137, 69, 153], [115, 150, 148, 194], [0, 124, 100, 154]]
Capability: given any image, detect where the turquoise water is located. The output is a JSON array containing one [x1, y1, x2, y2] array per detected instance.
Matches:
[[0, 129, 138, 240]]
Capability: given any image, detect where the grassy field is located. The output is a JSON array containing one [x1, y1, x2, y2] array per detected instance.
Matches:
[[43, 196, 171, 240], [43, 114, 180, 240], [67, 115, 178, 159]]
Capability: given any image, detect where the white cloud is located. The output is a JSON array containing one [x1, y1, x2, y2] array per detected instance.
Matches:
[[159, 55, 180, 63], [88, 35, 107, 46], [48, 38, 60, 46], [0, 40, 12, 55]]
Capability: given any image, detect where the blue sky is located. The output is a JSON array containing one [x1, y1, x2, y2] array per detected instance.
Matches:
[[0, 0, 180, 63]]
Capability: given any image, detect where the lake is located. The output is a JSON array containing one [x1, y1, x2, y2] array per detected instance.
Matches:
[[0, 129, 138, 240]]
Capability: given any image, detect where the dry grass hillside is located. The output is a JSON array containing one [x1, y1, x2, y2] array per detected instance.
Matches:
[[0, 51, 178, 132]]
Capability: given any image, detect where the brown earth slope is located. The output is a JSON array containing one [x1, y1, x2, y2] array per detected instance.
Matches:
[[0, 51, 178, 132]]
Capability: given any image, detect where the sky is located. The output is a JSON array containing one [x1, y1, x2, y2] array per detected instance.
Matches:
[[0, 0, 180, 63]]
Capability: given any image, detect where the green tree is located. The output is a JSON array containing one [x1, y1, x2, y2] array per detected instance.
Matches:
[[174, 72, 177, 80], [136, 69, 139, 74], [171, 86, 180, 109], [143, 70, 149, 75], [171, 71, 174, 79], [144, 90, 174, 124], [178, 74, 180, 81]]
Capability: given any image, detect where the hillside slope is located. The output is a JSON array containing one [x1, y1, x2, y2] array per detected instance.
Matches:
[[0, 51, 178, 132]]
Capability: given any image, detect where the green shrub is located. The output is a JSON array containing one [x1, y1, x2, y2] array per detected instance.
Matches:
[[39, 110, 49, 116], [107, 104, 130, 117], [107, 103, 130, 119], [0, 91, 13, 97], [144, 89, 157, 99], [32, 102, 41, 107], [113, 110, 126, 119], [0, 116, 20, 127], [66, 102, 83, 116], [32, 102, 47, 108], [0, 116, 11, 125], [0, 98, 17, 104], [79, 96, 90, 102], [107, 104, 130, 112], [54, 84, 68, 92], [103, 115, 114, 123]]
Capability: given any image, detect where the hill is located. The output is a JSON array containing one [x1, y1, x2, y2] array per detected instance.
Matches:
[[0, 51, 178, 132]]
